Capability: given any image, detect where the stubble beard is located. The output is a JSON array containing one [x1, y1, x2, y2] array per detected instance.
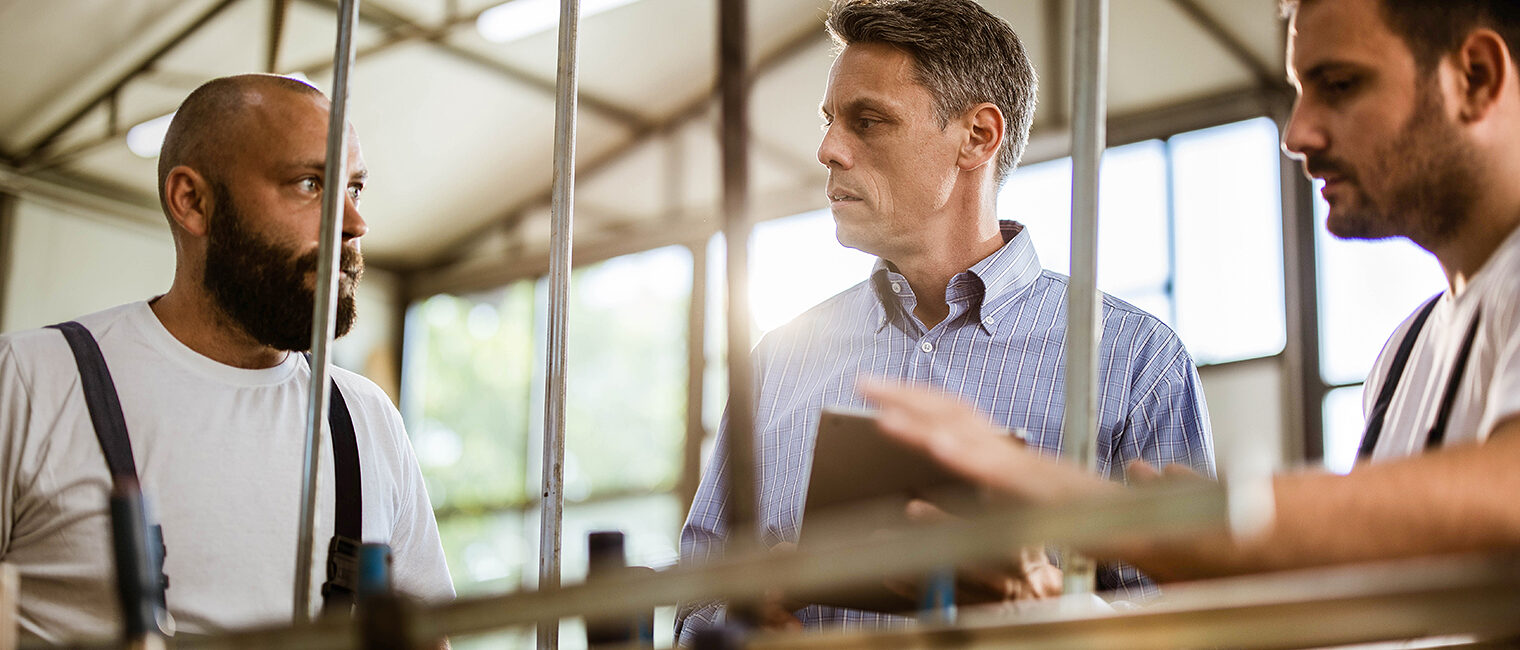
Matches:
[[1319, 80, 1480, 248]]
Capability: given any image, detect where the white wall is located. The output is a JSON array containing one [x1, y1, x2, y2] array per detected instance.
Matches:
[[1, 194, 400, 402], [2, 196, 175, 332]]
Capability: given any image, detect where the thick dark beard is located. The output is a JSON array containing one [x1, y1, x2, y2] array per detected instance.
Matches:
[[202, 182, 363, 352], [1322, 80, 1480, 245]]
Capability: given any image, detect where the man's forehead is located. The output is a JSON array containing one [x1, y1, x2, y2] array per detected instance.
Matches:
[[1287, 0, 1410, 81], [821, 43, 923, 109], [236, 92, 363, 166]]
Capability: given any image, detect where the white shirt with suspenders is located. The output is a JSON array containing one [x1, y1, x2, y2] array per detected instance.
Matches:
[[1360, 224, 1520, 461], [0, 301, 454, 643]]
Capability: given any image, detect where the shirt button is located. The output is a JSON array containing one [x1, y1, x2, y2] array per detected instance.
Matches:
[[920, 341, 933, 353], [983, 316, 996, 326], [891, 282, 902, 293]]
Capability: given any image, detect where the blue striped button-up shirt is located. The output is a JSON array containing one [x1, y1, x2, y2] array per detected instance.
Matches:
[[676, 221, 1215, 643]]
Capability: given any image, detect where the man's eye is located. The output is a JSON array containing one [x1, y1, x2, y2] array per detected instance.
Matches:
[[299, 177, 321, 193], [1321, 77, 1359, 98], [348, 185, 363, 202], [855, 118, 877, 131]]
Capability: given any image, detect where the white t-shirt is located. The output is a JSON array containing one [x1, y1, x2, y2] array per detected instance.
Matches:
[[1365, 224, 1520, 460], [0, 301, 455, 643]]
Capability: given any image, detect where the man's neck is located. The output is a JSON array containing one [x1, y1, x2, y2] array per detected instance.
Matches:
[[1432, 206, 1520, 296], [150, 282, 287, 370], [892, 218, 1006, 330]]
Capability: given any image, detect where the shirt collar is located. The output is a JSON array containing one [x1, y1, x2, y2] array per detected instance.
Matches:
[[870, 220, 1043, 335]]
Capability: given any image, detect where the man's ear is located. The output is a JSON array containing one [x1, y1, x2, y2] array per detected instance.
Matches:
[[163, 165, 213, 238], [959, 102, 1005, 173], [1453, 28, 1511, 123]]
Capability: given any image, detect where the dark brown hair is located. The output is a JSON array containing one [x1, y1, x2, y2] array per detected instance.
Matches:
[[1282, 0, 1520, 71], [827, 0, 1038, 185]]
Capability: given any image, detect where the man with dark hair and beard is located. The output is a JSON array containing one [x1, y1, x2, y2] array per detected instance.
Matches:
[[0, 74, 453, 643], [861, 0, 1520, 582]]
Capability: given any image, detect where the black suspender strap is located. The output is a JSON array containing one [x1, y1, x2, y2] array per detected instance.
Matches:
[[1358, 296, 1441, 460], [305, 354, 364, 615], [1424, 308, 1483, 450], [46, 321, 170, 604], [47, 322, 139, 480], [49, 322, 365, 616]]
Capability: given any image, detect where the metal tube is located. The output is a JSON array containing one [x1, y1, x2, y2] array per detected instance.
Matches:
[[537, 0, 581, 646], [292, 0, 361, 621], [718, 0, 759, 553], [190, 481, 1235, 647], [0, 191, 17, 331], [1060, 0, 1108, 597]]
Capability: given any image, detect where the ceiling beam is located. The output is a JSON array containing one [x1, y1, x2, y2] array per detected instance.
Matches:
[[20, 0, 655, 173], [419, 18, 831, 270], [17, 0, 244, 166], [408, 178, 827, 299], [1169, 0, 1283, 90], [297, 0, 651, 129], [0, 162, 163, 229]]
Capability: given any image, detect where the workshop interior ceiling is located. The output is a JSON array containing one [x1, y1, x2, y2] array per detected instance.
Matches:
[[0, 0, 1289, 296]]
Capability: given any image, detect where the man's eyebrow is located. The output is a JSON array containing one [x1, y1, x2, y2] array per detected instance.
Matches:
[[1299, 61, 1361, 83], [285, 160, 368, 181], [821, 97, 894, 121]]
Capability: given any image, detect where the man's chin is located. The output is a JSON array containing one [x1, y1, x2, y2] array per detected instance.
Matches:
[[1325, 208, 1400, 241]]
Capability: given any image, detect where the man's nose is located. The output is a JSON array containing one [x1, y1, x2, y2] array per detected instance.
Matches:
[[342, 194, 367, 240], [1281, 99, 1324, 162], [817, 124, 851, 169]]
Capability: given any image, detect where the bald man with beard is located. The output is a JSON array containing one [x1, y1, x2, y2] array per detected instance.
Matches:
[[0, 74, 453, 643]]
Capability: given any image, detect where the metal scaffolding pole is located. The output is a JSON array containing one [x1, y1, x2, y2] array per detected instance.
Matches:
[[718, 0, 759, 553], [1060, 0, 1108, 597], [293, 0, 361, 621], [537, 0, 581, 646]]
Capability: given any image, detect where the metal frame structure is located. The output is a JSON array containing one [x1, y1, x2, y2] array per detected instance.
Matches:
[[0, 0, 1369, 646], [0, 192, 15, 331], [292, 0, 362, 619], [536, 0, 582, 646], [1060, 0, 1108, 598]]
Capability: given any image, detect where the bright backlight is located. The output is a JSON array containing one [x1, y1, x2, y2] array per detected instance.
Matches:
[[476, 0, 642, 44], [126, 113, 175, 158]]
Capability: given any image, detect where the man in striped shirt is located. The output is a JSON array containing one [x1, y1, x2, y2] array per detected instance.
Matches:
[[864, 0, 1520, 587], [675, 0, 1214, 642]]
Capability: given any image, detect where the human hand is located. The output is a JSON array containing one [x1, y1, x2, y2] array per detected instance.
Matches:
[[859, 379, 1115, 504], [885, 499, 1063, 605], [1126, 459, 1206, 483], [755, 542, 805, 631]]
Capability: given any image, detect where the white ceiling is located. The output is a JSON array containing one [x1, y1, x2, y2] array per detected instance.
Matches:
[[0, 0, 1289, 295]]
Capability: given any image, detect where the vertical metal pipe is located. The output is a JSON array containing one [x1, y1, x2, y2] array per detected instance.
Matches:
[[538, 0, 581, 647], [1060, 0, 1107, 597], [0, 191, 16, 332], [680, 242, 709, 512], [718, 0, 759, 552], [293, 0, 361, 621], [267, 0, 290, 73], [1273, 97, 1325, 464]]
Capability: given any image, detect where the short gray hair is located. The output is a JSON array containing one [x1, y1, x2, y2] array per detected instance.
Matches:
[[826, 0, 1038, 185]]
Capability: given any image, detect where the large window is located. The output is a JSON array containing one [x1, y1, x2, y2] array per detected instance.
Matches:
[[1001, 117, 1287, 365], [1314, 182, 1445, 473], [404, 247, 694, 647]]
